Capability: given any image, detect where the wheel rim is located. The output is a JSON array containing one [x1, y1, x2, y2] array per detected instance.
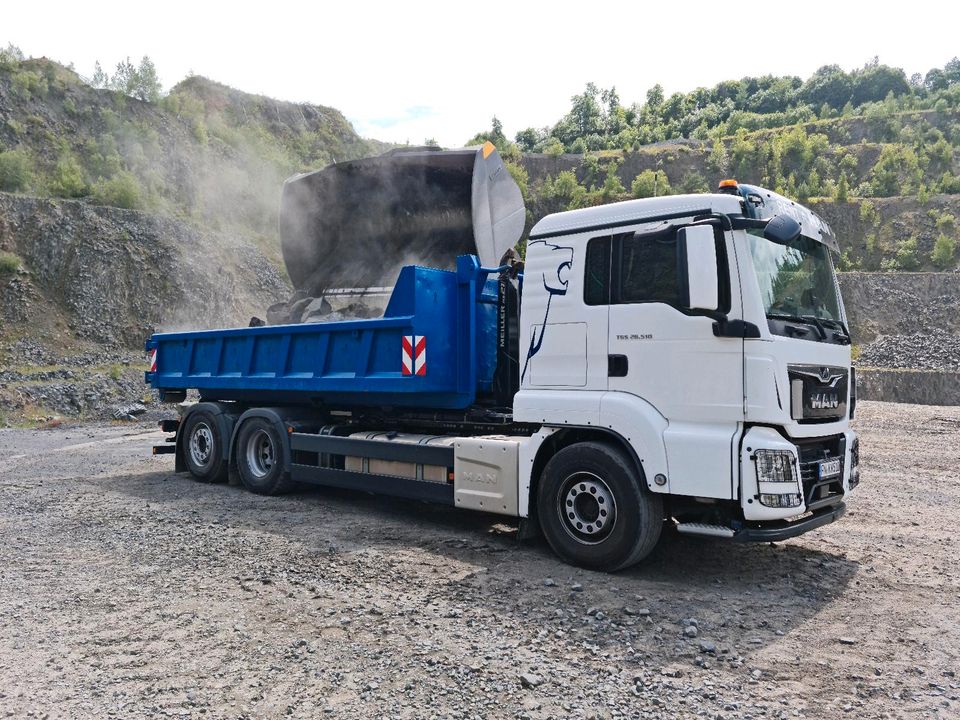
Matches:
[[246, 429, 275, 479], [189, 422, 214, 468], [558, 471, 617, 545]]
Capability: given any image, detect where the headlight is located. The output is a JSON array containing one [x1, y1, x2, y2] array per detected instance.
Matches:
[[756, 449, 798, 484], [755, 449, 802, 508]]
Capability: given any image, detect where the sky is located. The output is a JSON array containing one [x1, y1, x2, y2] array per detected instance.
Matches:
[[4, 1, 960, 148]]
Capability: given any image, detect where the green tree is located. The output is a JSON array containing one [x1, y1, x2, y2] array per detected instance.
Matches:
[[799, 65, 852, 109], [514, 127, 541, 152], [835, 171, 849, 202], [593, 162, 625, 203], [134, 56, 162, 102], [931, 234, 957, 268], [91, 61, 108, 88], [707, 142, 728, 174], [110, 57, 137, 94]]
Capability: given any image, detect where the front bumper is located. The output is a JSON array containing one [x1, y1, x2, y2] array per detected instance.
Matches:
[[733, 502, 846, 542], [741, 426, 857, 522]]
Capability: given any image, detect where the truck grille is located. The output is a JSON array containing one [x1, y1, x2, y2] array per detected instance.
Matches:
[[788, 365, 848, 423], [795, 435, 846, 511]]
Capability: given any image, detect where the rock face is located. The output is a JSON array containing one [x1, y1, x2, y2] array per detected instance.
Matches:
[[0, 192, 290, 347], [839, 272, 960, 345], [858, 369, 960, 406], [838, 272, 960, 406]]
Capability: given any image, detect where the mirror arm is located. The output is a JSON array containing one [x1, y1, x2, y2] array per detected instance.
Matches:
[[729, 216, 767, 231]]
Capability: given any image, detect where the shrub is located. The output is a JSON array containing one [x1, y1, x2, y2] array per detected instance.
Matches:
[[859, 200, 879, 226], [631, 169, 672, 198], [892, 236, 920, 269], [542, 137, 565, 157], [0, 250, 21, 275], [931, 234, 957, 268], [869, 144, 922, 196], [11, 69, 48, 99], [92, 171, 142, 209], [49, 155, 87, 197], [539, 171, 587, 212], [935, 212, 956, 233], [0, 149, 34, 191], [677, 172, 709, 194]]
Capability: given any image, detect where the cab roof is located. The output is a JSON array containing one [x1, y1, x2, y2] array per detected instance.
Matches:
[[529, 186, 838, 253]]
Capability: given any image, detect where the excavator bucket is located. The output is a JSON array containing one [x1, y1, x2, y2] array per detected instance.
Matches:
[[279, 143, 526, 297]]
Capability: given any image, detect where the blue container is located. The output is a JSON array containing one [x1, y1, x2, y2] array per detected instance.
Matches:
[[145, 256, 500, 410]]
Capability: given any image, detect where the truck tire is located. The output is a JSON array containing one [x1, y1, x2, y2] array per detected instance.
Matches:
[[182, 410, 227, 483], [537, 441, 662, 572], [235, 418, 293, 495]]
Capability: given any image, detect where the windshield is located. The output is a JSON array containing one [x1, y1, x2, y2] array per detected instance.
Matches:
[[747, 231, 841, 321]]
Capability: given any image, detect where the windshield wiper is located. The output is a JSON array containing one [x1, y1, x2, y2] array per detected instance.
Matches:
[[817, 317, 852, 343], [801, 315, 828, 340], [767, 312, 851, 344]]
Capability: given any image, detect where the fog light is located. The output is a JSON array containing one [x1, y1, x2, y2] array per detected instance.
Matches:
[[759, 493, 802, 508]]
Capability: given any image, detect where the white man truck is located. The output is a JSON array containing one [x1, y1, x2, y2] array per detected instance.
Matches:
[[148, 146, 859, 571]]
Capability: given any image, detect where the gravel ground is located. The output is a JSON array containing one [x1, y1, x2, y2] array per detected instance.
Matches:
[[0, 401, 957, 719]]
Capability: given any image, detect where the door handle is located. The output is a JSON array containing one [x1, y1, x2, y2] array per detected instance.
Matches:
[[608, 354, 628, 377]]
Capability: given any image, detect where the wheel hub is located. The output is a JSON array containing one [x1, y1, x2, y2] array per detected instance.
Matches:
[[246, 429, 275, 479], [189, 423, 214, 468], [560, 472, 617, 544]]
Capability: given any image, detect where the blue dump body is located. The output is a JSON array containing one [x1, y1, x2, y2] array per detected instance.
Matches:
[[146, 256, 500, 410]]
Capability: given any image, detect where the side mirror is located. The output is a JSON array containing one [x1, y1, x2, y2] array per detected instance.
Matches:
[[763, 214, 802, 245], [678, 225, 719, 312]]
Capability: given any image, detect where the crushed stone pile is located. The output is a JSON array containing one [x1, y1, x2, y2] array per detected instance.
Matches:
[[859, 328, 960, 371]]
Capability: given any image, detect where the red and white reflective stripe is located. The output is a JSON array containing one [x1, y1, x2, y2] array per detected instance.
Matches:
[[401, 335, 426, 376], [149, 349, 157, 373]]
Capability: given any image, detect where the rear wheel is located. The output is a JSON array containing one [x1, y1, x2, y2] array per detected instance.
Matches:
[[537, 442, 662, 571], [235, 418, 293, 495], [182, 411, 227, 482]]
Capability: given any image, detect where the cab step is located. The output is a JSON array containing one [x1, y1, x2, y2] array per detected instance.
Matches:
[[675, 522, 736, 539]]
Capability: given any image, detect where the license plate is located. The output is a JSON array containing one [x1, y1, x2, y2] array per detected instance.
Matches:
[[818, 458, 842, 479]]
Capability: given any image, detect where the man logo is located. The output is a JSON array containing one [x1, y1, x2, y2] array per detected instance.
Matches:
[[818, 367, 836, 383], [811, 392, 839, 409]]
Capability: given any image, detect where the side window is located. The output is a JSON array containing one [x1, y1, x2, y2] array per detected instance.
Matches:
[[583, 236, 611, 305], [616, 231, 680, 305], [611, 226, 731, 313]]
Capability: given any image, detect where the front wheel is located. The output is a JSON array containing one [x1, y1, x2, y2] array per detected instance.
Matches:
[[537, 442, 662, 571], [235, 418, 293, 495]]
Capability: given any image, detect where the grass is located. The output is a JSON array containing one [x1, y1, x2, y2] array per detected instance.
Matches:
[[0, 250, 21, 275]]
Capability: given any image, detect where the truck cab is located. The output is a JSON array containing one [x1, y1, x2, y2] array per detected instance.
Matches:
[[514, 181, 858, 567]]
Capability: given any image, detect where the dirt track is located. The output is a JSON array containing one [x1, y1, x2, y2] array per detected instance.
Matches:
[[0, 401, 957, 719]]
